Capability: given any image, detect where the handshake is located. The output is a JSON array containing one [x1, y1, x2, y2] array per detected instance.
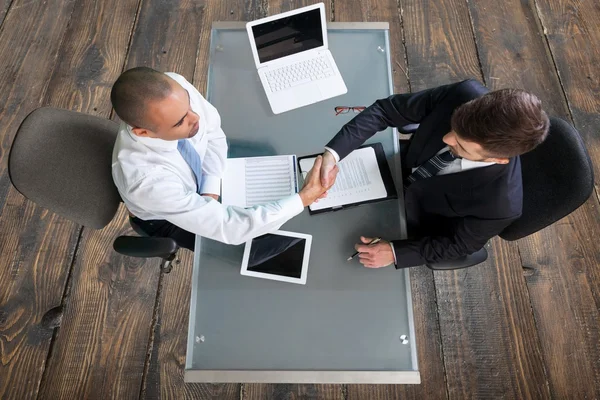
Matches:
[[298, 151, 339, 207]]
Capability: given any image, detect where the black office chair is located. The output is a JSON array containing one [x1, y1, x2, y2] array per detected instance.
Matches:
[[398, 117, 595, 270], [8, 107, 181, 273]]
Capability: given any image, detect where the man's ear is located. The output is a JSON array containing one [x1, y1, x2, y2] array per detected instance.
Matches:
[[131, 127, 152, 137]]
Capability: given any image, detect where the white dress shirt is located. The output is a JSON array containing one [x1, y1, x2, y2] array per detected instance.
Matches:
[[112, 72, 303, 245]]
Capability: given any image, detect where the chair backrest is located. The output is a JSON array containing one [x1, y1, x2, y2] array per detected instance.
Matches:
[[8, 107, 121, 229], [500, 117, 594, 241]]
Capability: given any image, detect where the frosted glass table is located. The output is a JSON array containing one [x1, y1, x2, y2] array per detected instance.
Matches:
[[185, 22, 420, 384]]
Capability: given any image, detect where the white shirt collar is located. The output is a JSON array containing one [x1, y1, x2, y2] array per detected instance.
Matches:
[[460, 157, 496, 171], [125, 124, 180, 151]]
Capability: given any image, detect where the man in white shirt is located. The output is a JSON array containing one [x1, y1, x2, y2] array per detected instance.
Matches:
[[318, 79, 549, 269], [111, 67, 335, 250]]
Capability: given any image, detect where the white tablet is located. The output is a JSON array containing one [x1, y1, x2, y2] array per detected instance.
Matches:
[[241, 230, 312, 285]]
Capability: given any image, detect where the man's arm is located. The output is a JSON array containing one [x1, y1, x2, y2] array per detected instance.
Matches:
[[320, 80, 478, 186], [325, 81, 463, 161], [391, 215, 517, 268], [129, 156, 334, 245]]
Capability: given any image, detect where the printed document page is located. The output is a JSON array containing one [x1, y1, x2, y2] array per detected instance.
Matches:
[[299, 147, 387, 211], [222, 155, 298, 207]]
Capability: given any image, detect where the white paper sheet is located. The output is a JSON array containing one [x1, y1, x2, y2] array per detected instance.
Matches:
[[299, 147, 387, 211], [222, 155, 298, 207]]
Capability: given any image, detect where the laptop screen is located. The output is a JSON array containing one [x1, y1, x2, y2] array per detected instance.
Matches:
[[251, 8, 323, 64]]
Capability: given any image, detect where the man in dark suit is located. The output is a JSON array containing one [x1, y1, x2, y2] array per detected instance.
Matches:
[[319, 79, 550, 269]]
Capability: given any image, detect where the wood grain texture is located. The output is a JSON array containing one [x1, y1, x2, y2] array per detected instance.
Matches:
[[32, 0, 155, 398], [0, 0, 80, 398], [435, 241, 550, 399], [268, 0, 332, 17], [142, 1, 253, 398], [38, 208, 160, 400], [0, 0, 13, 27], [124, 0, 206, 79], [468, 0, 600, 398], [400, 0, 481, 89], [403, 0, 550, 398], [534, 0, 600, 195], [245, 383, 343, 400], [334, 0, 408, 94], [0, 203, 80, 400]]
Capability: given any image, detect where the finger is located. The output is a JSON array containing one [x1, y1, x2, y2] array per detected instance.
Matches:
[[358, 254, 374, 261], [363, 263, 378, 268], [354, 244, 367, 252], [313, 155, 323, 170], [360, 236, 374, 244], [320, 167, 331, 187], [354, 244, 375, 254]]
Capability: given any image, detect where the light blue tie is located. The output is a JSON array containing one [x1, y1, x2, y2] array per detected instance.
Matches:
[[177, 139, 203, 194]]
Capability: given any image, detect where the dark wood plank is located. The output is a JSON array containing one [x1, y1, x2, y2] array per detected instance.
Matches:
[[435, 241, 550, 399], [402, 0, 550, 398], [38, 208, 159, 399], [467, 0, 600, 398], [534, 0, 600, 197], [268, 0, 332, 17], [32, 0, 152, 398], [0, 0, 13, 27], [0, 0, 82, 398], [140, 1, 261, 398], [334, 1, 444, 399], [245, 384, 343, 400], [334, 0, 408, 94]]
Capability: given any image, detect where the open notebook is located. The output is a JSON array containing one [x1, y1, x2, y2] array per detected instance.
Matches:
[[298, 143, 397, 214], [222, 155, 298, 207]]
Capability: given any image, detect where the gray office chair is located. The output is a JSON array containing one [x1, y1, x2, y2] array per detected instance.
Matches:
[[8, 107, 180, 273], [398, 117, 595, 270]]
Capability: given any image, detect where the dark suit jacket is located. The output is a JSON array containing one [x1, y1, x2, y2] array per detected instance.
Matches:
[[325, 79, 523, 268]]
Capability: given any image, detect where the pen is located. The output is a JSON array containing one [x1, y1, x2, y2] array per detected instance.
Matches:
[[346, 237, 382, 261]]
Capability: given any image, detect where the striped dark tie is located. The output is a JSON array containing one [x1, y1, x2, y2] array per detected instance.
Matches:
[[404, 149, 457, 189]]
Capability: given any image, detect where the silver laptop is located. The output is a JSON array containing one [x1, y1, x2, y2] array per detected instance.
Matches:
[[246, 3, 347, 115]]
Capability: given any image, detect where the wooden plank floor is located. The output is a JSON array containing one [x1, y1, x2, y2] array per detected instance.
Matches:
[[0, 0, 599, 398]]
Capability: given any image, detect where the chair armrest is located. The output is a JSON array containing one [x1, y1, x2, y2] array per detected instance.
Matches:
[[426, 247, 488, 270], [113, 236, 179, 259]]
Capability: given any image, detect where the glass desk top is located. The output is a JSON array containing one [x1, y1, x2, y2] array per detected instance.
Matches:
[[186, 22, 419, 384]]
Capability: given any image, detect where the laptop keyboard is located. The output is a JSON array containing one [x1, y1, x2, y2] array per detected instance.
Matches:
[[265, 56, 334, 92]]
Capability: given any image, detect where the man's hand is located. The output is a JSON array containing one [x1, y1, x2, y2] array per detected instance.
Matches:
[[320, 150, 338, 187], [355, 236, 395, 268], [299, 155, 338, 207], [201, 193, 219, 201]]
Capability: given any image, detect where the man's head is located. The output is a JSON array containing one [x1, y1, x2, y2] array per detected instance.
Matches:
[[443, 89, 550, 164], [110, 67, 200, 141]]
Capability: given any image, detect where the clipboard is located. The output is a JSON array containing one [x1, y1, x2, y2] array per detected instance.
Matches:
[[297, 142, 397, 215]]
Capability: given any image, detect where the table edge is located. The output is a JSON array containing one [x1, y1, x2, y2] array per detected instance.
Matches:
[[184, 369, 421, 384], [212, 21, 390, 30]]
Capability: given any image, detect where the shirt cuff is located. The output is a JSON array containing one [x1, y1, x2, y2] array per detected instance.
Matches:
[[324, 146, 340, 163], [390, 242, 398, 265], [278, 194, 305, 216], [200, 175, 221, 195]]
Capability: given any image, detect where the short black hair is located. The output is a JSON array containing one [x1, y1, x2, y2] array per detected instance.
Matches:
[[110, 67, 172, 129]]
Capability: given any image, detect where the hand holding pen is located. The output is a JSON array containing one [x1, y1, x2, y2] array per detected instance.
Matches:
[[347, 237, 382, 261]]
